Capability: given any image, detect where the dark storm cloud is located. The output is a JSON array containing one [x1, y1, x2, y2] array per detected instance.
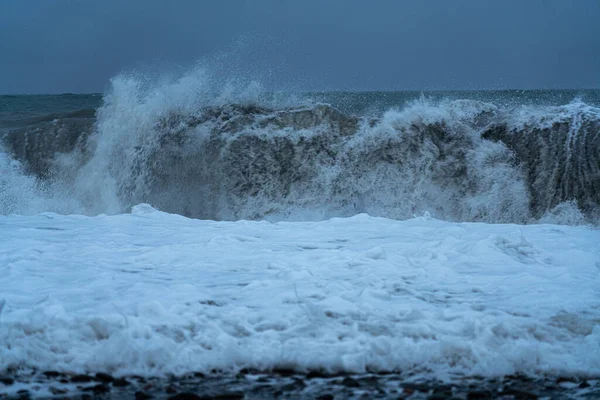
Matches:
[[1, 0, 599, 93]]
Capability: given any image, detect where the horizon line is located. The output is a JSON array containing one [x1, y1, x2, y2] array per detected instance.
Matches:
[[2, 88, 600, 96]]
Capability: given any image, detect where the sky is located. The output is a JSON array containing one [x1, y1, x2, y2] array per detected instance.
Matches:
[[1, 0, 599, 94]]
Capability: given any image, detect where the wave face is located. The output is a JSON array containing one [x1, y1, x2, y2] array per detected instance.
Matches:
[[1, 74, 599, 224]]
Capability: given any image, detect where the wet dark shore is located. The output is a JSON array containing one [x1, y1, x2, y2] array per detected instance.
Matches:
[[1, 371, 598, 399]]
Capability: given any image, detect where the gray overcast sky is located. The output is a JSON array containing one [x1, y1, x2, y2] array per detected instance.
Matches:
[[1, 0, 599, 94]]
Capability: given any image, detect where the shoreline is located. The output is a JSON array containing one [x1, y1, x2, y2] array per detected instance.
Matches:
[[1, 370, 598, 399]]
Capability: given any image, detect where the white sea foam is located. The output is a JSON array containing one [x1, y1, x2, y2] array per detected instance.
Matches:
[[1, 206, 599, 379]]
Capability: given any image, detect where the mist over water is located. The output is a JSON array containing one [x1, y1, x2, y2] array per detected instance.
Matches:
[[1, 69, 599, 225]]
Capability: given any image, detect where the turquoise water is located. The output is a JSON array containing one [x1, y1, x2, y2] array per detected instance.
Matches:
[[2, 90, 600, 127], [0, 94, 101, 128]]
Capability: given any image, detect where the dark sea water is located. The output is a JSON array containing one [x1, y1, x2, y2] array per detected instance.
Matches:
[[0, 94, 101, 128], [311, 89, 600, 114], [1, 88, 599, 224], [2, 90, 600, 123]]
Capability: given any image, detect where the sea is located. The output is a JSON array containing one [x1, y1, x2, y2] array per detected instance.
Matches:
[[1, 74, 600, 399], [1, 83, 599, 223]]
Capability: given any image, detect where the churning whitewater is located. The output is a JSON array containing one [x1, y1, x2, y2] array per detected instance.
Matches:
[[1, 72, 599, 224], [1, 207, 600, 382], [1, 72, 600, 397]]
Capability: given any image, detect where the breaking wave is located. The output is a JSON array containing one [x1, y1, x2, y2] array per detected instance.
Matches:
[[1, 70, 599, 225]]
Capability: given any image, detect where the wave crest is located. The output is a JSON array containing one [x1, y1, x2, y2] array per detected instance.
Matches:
[[1, 72, 599, 224]]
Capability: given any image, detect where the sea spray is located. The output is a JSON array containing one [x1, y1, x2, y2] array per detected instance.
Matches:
[[1, 70, 599, 224]]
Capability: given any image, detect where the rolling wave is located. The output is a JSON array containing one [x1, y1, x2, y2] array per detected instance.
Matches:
[[1, 75, 598, 224]]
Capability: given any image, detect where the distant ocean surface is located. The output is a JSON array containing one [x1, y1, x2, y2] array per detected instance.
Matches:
[[1, 87, 599, 224], [2, 89, 600, 123]]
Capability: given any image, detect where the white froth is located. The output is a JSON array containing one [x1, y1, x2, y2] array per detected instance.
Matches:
[[1, 206, 599, 379]]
